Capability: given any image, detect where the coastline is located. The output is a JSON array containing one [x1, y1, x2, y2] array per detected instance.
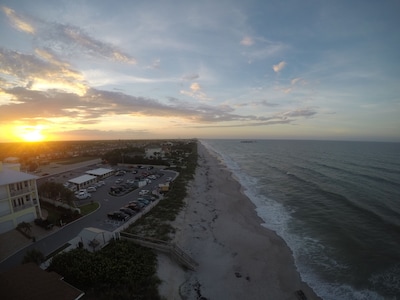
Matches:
[[157, 142, 321, 299]]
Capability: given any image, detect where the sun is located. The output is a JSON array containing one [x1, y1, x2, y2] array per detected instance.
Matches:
[[18, 126, 46, 142]]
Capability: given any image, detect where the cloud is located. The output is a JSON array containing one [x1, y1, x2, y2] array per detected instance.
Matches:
[[39, 23, 136, 64], [0, 82, 318, 134], [0, 86, 239, 125], [291, 77, 302, 85], [0, 48, 87, 96], [187, 107, 316, 129], [240, 36, 254, 46], [180, 82, 211, 101], [278, 77, 307, 94], [237, 100, 279, 107], [278, 108, 316, 119], [50, 128, 150, 140], [273, 61, 286, 73], [146, 58, 161, 69], [2, 6, 35, 34], [242, 38, 287, 63], [190, 82, 201, 92], [1, 6, 135, 64], [182, 73, 200, 81]]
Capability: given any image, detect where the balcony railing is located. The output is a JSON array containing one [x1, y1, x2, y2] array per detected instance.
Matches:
[[13, 200, 38, 212], [10, 187, 36, 197]]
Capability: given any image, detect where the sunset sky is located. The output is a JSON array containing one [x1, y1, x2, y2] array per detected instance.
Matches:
[[0, 0, 399, 142]]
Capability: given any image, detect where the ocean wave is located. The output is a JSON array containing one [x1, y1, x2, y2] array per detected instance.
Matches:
[[201, 139, 400, 299]]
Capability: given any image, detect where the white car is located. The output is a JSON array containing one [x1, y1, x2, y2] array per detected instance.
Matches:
[[139, 189, 149, 196], [76, 192, 91, 200], [87, 186, 97, 192]]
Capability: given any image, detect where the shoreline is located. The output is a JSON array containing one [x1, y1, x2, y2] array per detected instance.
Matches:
[[157, 142, 321, 299]]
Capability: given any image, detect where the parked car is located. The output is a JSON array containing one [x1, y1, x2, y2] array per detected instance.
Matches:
[[119, 207, 136, 216], [139, 189, 149, 196], [87, 186, 96, 192], [76, 191, 91, 200], [126, 203, 141, 211], [143, 195, 157, 202], [34, 218, 54, 230], [96, 181, 105, 187], [107, 211, 129, 221], [129, 200, 145, 209], [137, 198, 150, 205]]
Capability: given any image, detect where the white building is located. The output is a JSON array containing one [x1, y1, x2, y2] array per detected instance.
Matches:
[[67, 174, 97, 191], [145, 147, 163, 159], [85, 168, 114, 179], [0, 162, 42, 234]]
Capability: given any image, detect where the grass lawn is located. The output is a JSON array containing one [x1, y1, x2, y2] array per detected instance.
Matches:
[[79, 202, 100, 215]]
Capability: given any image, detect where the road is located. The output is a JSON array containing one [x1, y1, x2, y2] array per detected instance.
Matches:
[[0, 164, 177, 273]]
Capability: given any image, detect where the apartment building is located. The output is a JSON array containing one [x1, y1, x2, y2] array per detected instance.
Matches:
[[0, 162, 42, 234]]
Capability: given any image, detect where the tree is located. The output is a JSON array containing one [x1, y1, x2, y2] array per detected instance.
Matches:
[[17, 222, 32, 235], [22, 248, 45, 265]]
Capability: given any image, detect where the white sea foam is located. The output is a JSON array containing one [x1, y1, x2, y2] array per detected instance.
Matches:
[[200, 140, 390, 300]]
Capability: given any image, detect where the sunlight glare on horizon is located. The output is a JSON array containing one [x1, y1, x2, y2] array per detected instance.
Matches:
[[14, 125, 46, 142]]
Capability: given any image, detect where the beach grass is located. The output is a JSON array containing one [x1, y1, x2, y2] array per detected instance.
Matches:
[[125, 142, 197, 241]]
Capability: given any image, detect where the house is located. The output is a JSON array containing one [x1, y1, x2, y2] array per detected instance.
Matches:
[[0, 162, 42, 234], [0, 263, 84, 300]]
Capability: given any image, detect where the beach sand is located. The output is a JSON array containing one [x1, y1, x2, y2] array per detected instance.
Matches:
[[157, 142, 321, 300]]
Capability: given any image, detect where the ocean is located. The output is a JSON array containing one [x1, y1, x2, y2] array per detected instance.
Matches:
[[201, 139, 400, 300]]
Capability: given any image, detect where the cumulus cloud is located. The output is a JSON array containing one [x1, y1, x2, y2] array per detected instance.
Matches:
[[273, 61, 286, 73], [180, 82, 211, 101], [190, 82, 201, 92], [240, 36, 254, 46]]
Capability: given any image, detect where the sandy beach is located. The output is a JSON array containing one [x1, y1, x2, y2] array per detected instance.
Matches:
[[157, 142, 321, 300]]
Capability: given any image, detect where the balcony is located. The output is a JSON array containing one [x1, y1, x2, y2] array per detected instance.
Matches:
[[10, 187, 36, 197], [13, 200, 38, 212]]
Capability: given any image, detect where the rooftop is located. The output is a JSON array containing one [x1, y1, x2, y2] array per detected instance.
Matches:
[[68, 174, 97, 185], [0, 163, 38, 185], [0, 263, 84, 300]]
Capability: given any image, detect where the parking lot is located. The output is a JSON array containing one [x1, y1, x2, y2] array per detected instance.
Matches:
[[38, 164, 177, 232]]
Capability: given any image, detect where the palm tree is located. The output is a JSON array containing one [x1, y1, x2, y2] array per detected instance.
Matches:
[[17, 222, 32, 236]]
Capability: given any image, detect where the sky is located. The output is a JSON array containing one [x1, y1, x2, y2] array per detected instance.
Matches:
[[0, 0, 399, 142]]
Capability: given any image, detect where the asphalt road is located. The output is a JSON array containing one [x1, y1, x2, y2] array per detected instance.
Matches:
[[0, 165, 177, 273]]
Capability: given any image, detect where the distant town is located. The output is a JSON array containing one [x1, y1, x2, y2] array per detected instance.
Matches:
[[0, 139, 196, 174]]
